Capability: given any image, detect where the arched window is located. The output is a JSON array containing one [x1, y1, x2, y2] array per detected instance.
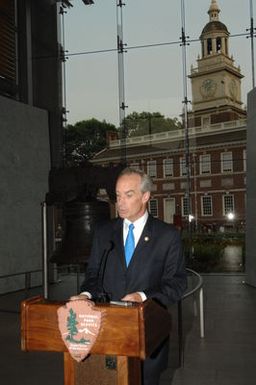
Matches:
[[225, 38, 228, 55], [207, 38, 212, 55], [216, 37, 222, 53], [201, 41, 205, 57]]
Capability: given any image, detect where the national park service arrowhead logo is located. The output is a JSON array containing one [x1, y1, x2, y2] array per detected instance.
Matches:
[[57, 300, 102, 362]]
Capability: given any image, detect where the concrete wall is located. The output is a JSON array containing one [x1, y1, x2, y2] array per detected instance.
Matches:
[[0, 95, 50, 293], [245, 88, 256, 287]]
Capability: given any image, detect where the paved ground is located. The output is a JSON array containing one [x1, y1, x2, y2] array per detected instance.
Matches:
[[0, 273, 256, 385]]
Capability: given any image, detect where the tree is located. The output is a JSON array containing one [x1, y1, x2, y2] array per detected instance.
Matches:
[[64, 113, 182, 166], [64, 118, 117, 166], [66, 308, 88, 344], [66, 308, 78, 342], [123, 111, 182, 137]]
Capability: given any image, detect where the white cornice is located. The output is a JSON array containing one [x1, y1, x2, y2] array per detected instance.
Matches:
[[109, 119, 246, 148]]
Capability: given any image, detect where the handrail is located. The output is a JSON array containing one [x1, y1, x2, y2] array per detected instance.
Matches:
[[182, 267, 204, 300], [0, 269, 42, 280], [0, 267, 204, 302], [0, 269, 42, 298], [178, 267, 205, 367]]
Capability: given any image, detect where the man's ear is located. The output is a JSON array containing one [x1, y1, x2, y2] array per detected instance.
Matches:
[[142, 191, 150, 204]]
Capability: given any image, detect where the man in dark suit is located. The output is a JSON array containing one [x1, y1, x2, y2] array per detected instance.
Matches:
[[76, 167, 187, 385]]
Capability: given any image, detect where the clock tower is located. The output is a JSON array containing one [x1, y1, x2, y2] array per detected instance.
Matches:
[[189, 0, 246, 127]]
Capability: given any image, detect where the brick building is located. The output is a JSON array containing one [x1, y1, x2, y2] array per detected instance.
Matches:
[[92, 0, 247, 232]]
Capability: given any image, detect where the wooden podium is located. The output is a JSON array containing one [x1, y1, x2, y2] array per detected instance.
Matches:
[[21, 296, 172, 385]]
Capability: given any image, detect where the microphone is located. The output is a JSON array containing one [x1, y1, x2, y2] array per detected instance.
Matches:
[[96, 240, 114, 303]]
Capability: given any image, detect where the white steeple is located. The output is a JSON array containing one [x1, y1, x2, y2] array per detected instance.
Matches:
[[189, 0, 245, 116], [208, 0, 220, 21]]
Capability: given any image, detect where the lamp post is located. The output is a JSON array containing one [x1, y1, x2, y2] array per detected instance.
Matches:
[[227, 212, 235, 232], [227, 212, 235, 221]]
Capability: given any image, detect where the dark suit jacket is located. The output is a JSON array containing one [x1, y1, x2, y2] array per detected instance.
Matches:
[[81, 214, 187, 306]]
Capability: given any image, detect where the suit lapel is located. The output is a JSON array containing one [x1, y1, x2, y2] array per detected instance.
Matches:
[[128, 215, 154, 267]]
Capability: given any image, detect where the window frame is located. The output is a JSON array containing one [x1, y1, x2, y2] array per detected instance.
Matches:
[[221, 151, 233, 173], [201, 195, 213, 216], [149, 198, 158, 217], [199, 154, 211, 175], [182, 196, 190, 217], [163, 158, 174, 177], [147, 160, 157, 178], [223, 194, 235, 216]]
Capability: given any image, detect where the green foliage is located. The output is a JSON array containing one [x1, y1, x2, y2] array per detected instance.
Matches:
[[66, 308, 89, 344], [64, 118, 117, 166], [183, 233, 245, 273], [64, 113, 182, 165], [124, 111, 182, 137]]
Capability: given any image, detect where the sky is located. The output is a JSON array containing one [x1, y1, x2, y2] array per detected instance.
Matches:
[[63, 0, 255, 126]]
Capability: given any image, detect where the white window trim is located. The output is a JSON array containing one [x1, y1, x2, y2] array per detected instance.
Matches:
[[182, 196, 189, 217], [222, 194, 235, 216], [221, 151, 233, 173], [147, 160, 157, 178], [199, 154, 211, 175], [149, 198, 158, 217], [201, 195, 213, 216], [163, 158, 174, 177]]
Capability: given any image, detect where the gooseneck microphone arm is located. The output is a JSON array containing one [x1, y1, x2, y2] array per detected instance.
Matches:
[[96, 241, 114, 303]]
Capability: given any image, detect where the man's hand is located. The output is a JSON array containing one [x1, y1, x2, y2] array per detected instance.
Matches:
[[121, 292, 143, 303], [69, 294, 90, 301]]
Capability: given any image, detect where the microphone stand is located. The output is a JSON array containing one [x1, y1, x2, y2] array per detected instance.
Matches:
[[96, 241, 114, 303]]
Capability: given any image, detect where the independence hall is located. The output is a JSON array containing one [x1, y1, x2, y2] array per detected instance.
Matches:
[[92, 0, 247, 232]]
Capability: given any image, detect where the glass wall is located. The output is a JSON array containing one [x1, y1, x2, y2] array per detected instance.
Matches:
[[61, 0, 253, 273]]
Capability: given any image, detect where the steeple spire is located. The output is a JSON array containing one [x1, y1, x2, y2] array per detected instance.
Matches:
[[208, 0, 220, 21]]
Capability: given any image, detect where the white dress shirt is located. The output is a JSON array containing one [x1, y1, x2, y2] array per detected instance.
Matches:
[[123, 211, 149, 302], [123, 211, 148, 248]]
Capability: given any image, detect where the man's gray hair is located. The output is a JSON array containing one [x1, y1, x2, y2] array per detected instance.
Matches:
[[118, 167, 153, 193]]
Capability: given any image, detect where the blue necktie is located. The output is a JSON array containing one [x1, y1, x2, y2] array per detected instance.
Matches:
[[124, 223, 135, 266]]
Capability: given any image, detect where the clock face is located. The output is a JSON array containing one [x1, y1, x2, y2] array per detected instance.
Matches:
[[200, 79, 217, 97]]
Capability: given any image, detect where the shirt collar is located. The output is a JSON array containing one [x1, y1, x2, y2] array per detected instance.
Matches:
[[124, 211, 148, 229]]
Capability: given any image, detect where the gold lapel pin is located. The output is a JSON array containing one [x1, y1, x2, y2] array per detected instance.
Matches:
[[144, 236, 149, 242]]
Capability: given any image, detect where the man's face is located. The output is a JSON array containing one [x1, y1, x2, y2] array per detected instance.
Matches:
[[116, 173, 150, 222]]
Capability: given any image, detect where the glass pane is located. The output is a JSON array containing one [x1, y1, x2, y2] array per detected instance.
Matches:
[[63, 0, 248, 274]]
